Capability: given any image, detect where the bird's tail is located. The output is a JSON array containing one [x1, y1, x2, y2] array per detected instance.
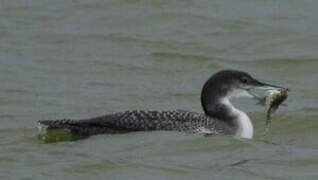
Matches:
[[37, 118, 126, 138], [38, 119, 74, 130], [37, 119, 106, 137]]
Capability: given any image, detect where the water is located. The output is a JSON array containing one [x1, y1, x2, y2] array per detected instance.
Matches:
[[1, 0, 318, 179]]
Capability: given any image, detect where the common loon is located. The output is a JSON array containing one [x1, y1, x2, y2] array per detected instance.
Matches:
[[38, 70, 283, 139]]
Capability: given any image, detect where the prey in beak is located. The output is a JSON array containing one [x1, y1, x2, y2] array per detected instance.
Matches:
[[247, 81, 285, 100], [235, 72, 286, 101]]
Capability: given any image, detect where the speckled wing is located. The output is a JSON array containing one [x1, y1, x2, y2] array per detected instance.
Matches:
[[38, 110, 224, 137]]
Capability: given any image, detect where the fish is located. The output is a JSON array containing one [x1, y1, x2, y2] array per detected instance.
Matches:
[[265, 88, 289, 130]]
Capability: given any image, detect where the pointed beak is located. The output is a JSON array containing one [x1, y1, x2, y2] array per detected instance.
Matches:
[[254, 82, 284, 90], [247, 79, 285, 100]]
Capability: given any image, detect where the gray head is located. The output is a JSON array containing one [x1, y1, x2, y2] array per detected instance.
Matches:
[[201, 70, 282, 117]]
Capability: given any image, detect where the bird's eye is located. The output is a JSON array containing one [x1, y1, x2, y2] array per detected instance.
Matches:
[[241, 77, 249, 84]]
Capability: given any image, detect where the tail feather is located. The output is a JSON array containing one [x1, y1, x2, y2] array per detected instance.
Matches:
[[38, 119, 77, 129], [37, 119, 89, 136], [37, 119, 127, 137]]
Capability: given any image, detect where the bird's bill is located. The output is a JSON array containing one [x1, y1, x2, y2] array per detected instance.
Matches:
[[255, 83, 283, 90], [252, 80, 284, 91], [247, 80, 286, 100]]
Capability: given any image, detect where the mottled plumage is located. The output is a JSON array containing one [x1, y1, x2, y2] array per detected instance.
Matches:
[[38, 110, 234, 137]]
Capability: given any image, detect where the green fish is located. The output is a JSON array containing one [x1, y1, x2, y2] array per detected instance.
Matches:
[[265, 88, 289, 130]]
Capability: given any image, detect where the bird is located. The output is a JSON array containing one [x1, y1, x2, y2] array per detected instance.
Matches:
[[38, 70, 283, 139]]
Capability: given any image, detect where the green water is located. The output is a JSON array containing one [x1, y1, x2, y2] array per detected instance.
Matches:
[[1, 0, 318, 179]]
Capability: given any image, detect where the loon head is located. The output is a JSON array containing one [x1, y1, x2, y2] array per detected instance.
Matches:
[[201, 70, 282, 139]]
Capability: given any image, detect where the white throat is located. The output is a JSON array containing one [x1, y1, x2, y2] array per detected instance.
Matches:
[[221, 97, 253, 139]]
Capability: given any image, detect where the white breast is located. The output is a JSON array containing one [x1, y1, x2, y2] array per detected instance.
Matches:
[[221, 98, 253, 139]]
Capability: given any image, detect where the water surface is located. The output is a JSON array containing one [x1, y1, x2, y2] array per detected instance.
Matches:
[[1, 0, 318, 179]]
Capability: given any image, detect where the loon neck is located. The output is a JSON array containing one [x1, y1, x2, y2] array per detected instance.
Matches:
[[220, 98, 253, 139], [201, 96, 253, 139]]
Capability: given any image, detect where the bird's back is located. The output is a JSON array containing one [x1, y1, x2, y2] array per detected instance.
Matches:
[[38, 110, 233, 137]]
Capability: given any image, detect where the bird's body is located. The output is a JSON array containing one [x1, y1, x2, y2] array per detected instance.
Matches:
[[39, 110, 234, 137], [38, 70, 282, 140]]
